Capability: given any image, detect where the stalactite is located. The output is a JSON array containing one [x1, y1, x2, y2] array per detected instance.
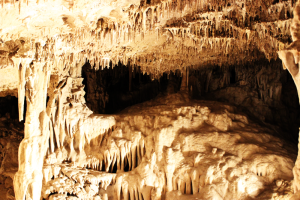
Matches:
[[49, 119, 55, 153], [18, 61, 26, 121]]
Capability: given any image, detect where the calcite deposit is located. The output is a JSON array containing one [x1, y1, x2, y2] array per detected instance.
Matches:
[[0, 0, 300, 199], [12, 92, 300, 200]]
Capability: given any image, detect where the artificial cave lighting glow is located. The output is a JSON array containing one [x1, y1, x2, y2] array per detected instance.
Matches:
[[0, 0, 300, 200]]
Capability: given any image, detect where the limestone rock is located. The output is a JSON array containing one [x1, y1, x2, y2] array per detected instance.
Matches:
[[0, 0, 298, 200], [4, 177, 13, 189]]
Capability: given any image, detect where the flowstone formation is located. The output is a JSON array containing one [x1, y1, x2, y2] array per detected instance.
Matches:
[[27, 93, 299, 199]]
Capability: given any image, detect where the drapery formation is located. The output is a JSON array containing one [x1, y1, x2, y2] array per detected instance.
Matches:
[[13, 60, 115, 200]]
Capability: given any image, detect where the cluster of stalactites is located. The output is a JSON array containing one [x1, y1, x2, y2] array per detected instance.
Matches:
[[0, 0, 295, 85]]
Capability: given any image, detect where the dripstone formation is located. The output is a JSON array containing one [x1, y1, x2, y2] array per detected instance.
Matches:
[[0, 0, 300, 199]]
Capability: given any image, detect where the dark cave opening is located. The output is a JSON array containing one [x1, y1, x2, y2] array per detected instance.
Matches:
[[82, 62, 182, 114], [82, 58, 300, 144], [230, 68, 236, 84], [0, 96, 19, 120], [0, 96, 24, 137]]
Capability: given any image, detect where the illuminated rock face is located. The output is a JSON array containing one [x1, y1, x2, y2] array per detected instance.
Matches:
[[34, 93, 299, 200], [278, 1, 300, 199], [0, 0, 299, 199], [0, 0, 295, 91]]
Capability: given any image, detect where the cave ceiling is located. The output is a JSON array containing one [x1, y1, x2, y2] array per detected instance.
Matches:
[[0, 0, 295, 96]]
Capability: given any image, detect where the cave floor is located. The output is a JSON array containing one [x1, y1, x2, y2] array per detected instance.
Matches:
[[0, 92, 298, 200]]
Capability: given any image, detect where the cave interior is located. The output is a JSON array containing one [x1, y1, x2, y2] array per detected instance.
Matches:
[[1, 0, 300, 200]]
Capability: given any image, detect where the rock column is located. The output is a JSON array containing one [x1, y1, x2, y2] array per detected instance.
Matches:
[[13, 61, 50, 200], [278, 1, 300, 198]]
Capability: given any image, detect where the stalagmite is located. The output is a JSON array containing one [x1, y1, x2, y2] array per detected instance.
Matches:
[[14, 61, 50, 200]]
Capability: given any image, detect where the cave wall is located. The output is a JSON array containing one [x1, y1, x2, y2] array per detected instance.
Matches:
[[189, 59, 300, 143]]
